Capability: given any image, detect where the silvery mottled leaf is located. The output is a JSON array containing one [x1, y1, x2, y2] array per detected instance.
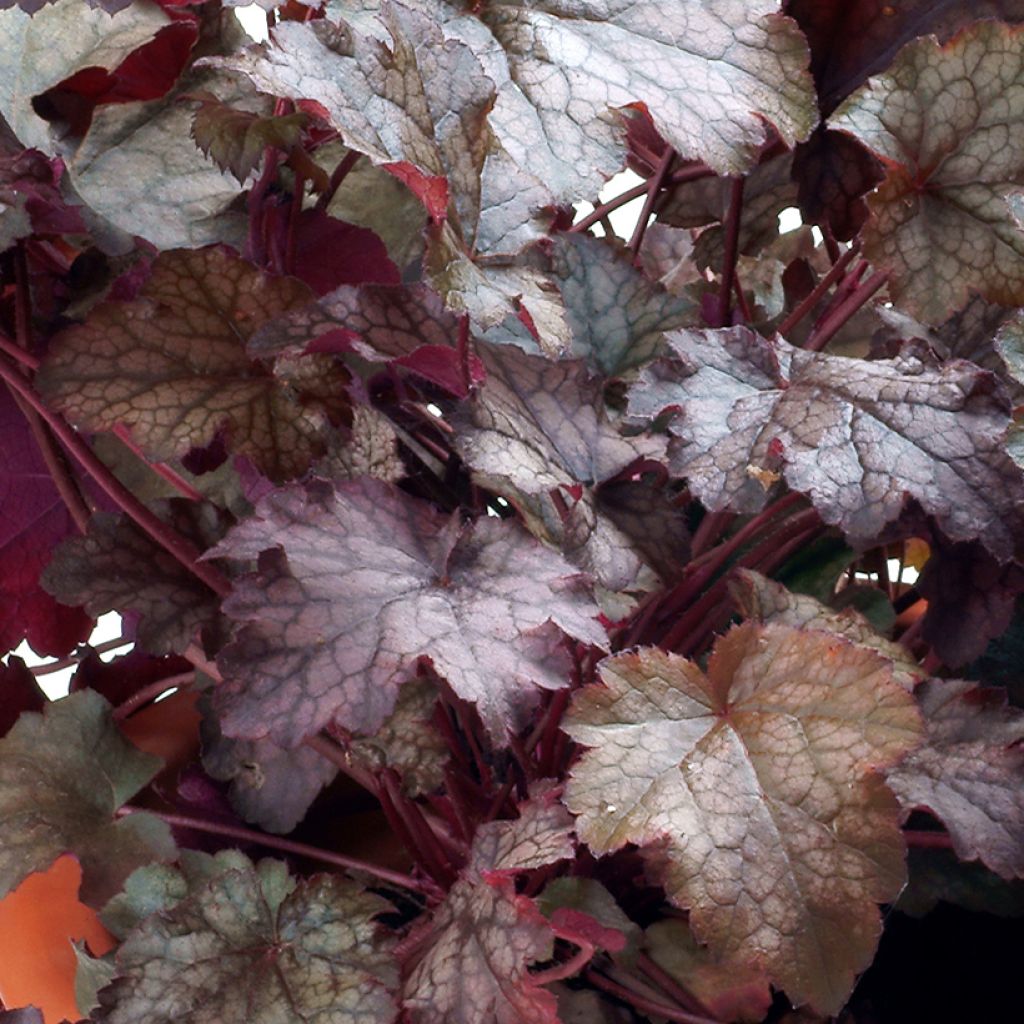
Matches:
[[95, 855, 399, 1024], [628, 326, 1024, 561], [831, 22, 1024, 323], [888, 678, 1024, 879], [551, 232, 697, 375], [455, 341, 684, 590]]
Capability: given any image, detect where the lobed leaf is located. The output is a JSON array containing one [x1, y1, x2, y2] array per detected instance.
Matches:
[[469, 784, 575, 873], [95, 855, 399, 1024], [199, 696, 337, 835], [550, 232, 696, 376], [37, 248, 351, 482], [41, 501, 225, 656], [888, 679, 1024, 880], [563, 622, 922, 1013], [0, 690, 175, 906], [471, 0, 815, 192], [831, 21, 1024, 323], [211, 476, 606, 745], [628, 326, 1024, 561], [455, 341, 684, 591]]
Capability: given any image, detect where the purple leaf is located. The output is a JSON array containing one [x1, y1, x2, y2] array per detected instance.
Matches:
[[211, 477, 606, 745]]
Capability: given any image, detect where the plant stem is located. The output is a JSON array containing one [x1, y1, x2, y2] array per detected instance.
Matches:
[[315, 149, 361, 211], [716, 177, 745, 327], [628, 145, 674, 258], [637, 953, 715, 1018], [584, 968, 721, 1024], [30, 634, 130, 676], [570, 163, 715, 234], [776, 243, 860, 338], [904, 830, 954, 850], [112, 672, 195, 721], [112, 424, 205, 502], [304, 733, 380, 797], [116, 805, 432, 894], [0, 358, 232, 598], [531, 935, 596, 986], [0, 329, 39, 369], [805, 270, 888, 353]]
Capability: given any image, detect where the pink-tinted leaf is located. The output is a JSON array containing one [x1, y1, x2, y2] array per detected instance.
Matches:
[[470, 784, 575, 873], [400, 874, 557, 1024], [563, 623, 922, 1013], [644, 918, 772, 1024], [0, 385, 92, 658], [550, 232, 697, 376], [536, 877, 641, 958], [0, 656, 46, 737], [199, 695, 337, 835], [96, 855, 399, 1024], [888, 679, 1024, 880], [455, 341, 684, 590], [211, 477, 606, 745], [628, 326, 1024, 561], [0, 690, 176, 906], [830, 21, 1024, 323], [36, 248, 353, 483], [41, 501, 226, 655]]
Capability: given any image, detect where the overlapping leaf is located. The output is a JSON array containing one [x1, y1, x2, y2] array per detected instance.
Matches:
[[888, 679, 1024, 879], [916, 539, 1024, 667], [831, 21, 1024, 323], [95, 855, 399, 1024], [627, 326, 1024, 560], [37, 248, 352, 482], [199, 696, 337, 834], [550, 233, 696, 376], [455, 341, 685, 590], [0, 385, 92, 657], [0, 0, 168, 152], [644, 919, 771, 1023], [563, 622, 922, 1013], [0, 690, 175, 906], [731, 569, 923, 689], [401, 873, 557, 1024], [189, 93, 308, 184], [211, 476, 606, 745], [347, 676, 447, 796], [67, 66, 256, 251], [41, 501, 225, 656], [400, 789, 571, 1024], [470, 0, 815, 193]]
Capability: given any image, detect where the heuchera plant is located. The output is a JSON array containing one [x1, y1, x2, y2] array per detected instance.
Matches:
[[1, 1, 1024, 1021]]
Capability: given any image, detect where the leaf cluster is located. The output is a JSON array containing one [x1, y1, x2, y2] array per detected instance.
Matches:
[[0, 2, 1023, 1022]]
